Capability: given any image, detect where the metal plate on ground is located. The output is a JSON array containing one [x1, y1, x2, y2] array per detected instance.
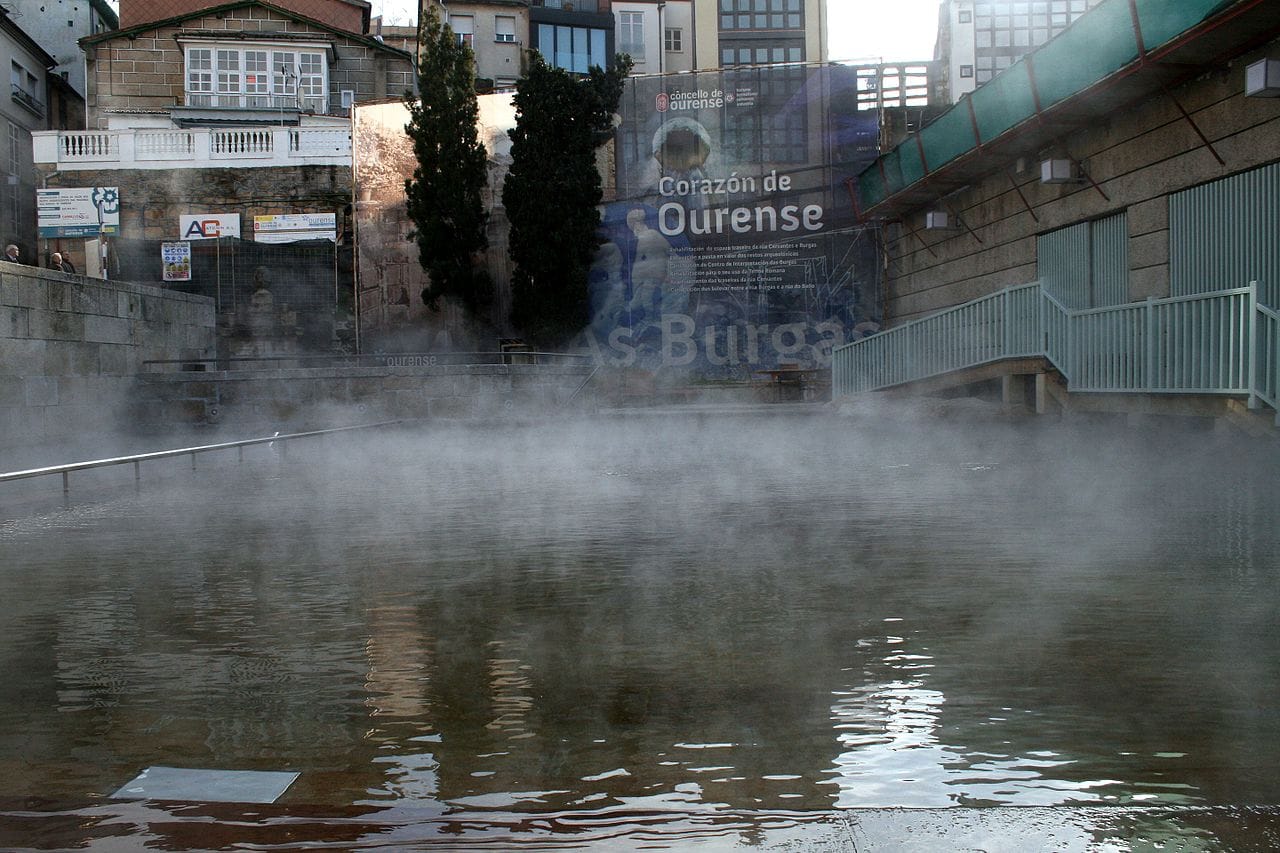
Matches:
[[110, 766, 299, 803]]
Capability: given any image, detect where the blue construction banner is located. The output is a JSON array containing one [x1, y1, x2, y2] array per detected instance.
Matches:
[[584, 64, 882, 376]]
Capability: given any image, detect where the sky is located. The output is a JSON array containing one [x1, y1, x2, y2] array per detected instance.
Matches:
[[365, 0, 940, 63]]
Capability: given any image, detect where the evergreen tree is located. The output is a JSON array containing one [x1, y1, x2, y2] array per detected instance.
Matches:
[[503, 54, 631, 347], [404, 3, 490, 312]]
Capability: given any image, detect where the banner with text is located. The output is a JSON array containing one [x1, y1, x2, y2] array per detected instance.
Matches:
[[588, 65, 881, 375]]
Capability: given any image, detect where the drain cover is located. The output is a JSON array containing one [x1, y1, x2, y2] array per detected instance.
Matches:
[[111, 766, 299, 804]]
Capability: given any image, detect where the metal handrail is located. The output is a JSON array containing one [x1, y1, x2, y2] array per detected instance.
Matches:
[[833, 280, 1279, 424], [141, 352, 594, 372], [0, 421, 402, 492]]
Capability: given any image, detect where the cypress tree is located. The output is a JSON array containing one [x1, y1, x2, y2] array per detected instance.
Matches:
[[503, 54, 631, 347], [404, 3, 490, 312]]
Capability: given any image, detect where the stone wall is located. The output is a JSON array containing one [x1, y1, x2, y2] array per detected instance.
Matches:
[[135, 363, 596, 431], [41, 165, 352, 246], [85, 6, 414, 119], [0, 265, 216, 454], [881, 41, 1280, 325]]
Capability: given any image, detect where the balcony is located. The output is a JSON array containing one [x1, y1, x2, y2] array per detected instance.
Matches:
[[182, 93, 330, 113], [11, 84, 45, 118], [33, 126, 352, 171]]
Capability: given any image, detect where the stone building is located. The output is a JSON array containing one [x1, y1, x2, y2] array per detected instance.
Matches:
[[32, 0, 416, 355]]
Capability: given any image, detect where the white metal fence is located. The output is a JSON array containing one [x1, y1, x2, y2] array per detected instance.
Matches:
[[833, 280, 1279, 423]]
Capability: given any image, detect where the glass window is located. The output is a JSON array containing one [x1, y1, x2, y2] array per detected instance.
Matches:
[[976, 30, 992, 47], [664, 27, 682, 52], [995, 29, 1011, 46], [216, 49, 240, 98], [556, 25, 572, 69], [245, 50, 269, 104], [273, 51, 296, 98], [451, 15, 474, 47], [960, 64, 974, 77], [573, 27, 588, 73], [619, 11, 644, 56], [959, 10, 972, 22], [496, 16, 516, 43], [1014, 29, 1029, 45], [590, 28, 606, 66], [1032, 28, 1048, 43], [298, 52, 324, 108], [187, 48, 213, 100]]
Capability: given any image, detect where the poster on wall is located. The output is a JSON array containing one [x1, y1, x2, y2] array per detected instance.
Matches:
[[161, 242, 192, 281], [179, 213, 241, 240], [587, 65, 882, 375], [37, 187, 120, 237], [253, 213, 337, 244]]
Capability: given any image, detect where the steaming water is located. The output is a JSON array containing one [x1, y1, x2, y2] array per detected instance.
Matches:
[[1, 413, 1278, 848]]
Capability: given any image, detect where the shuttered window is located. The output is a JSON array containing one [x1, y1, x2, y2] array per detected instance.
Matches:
[[1170, 161, 1280, 307], [1037, 210, 1128, 309]]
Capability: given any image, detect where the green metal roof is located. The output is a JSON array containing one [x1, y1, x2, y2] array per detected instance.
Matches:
[[854, 0, 1280, 219]]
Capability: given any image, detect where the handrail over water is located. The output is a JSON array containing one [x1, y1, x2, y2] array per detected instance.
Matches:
[[0, 421, 403, 492], [832, 280, 1279, 425], [141, 352, 593, 372]]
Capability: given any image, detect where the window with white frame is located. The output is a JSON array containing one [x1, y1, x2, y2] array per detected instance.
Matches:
[[184, 43, 327, 111], [619, 11, 644, 57], [664, 27, 682, 52], [496, 16, 516, 43], [451, 15, 474, 48], [7, 122, 18, 177]]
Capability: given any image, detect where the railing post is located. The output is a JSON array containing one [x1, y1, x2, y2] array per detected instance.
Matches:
[[1001, 288, 1010, 357], [1248, 281, 1260, 410], [1145, 296, 1155, 391]]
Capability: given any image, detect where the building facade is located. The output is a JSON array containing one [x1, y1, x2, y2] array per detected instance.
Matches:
[[842, 0, 1280, 423], [8, 0, 117, 100], [934, 0, 1105, 102], [1, 9, 58, 258], [32, 0, 416, 355], [693, 0, 826, 69]]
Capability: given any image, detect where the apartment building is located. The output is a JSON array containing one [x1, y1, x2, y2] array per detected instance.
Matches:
[[935, 0, 1105, 102]]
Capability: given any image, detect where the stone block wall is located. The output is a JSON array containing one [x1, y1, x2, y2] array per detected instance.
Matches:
[[1, 266, 216, 455], [135, 363, 596, 433], [86, 6, 414, 120], [41, 165, 353, 245], [881, 41, 1280, 325]]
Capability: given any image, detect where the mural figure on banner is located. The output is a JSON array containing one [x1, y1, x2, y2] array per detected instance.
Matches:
[[588, 66, 884, 376]]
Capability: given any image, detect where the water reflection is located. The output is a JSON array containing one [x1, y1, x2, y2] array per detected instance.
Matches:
[[0, 416, 1278, 848]]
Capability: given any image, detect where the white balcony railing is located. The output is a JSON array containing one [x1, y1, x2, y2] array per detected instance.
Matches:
[[34, 126, 352, 170]]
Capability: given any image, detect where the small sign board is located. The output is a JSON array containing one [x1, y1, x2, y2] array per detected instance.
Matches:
[[37, 187, 120, 238], [179, 213, 241, 240], [162, 242, 192, 281], [253, 212, 336, 244]]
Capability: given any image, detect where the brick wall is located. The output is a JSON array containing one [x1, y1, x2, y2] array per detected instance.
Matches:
[[1, 265, 216, 454]]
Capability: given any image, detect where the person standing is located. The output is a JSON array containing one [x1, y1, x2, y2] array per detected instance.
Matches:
[[2, 244, 20, 263], [49, 252, 75, 273]]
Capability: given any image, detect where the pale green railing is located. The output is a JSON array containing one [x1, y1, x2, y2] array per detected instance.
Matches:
[[833, 281, 1279, 424]]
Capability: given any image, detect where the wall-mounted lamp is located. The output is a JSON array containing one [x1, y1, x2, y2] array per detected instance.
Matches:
[[1040, 158, 1080, 184], [924, 211, 953, 230], [1245, 59, 1280, 97]]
